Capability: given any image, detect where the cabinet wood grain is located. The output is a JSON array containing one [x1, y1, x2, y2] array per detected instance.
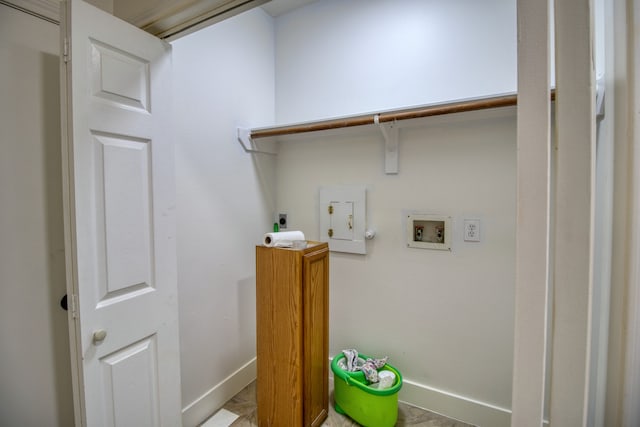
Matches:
[[256, 242, 329, 427]]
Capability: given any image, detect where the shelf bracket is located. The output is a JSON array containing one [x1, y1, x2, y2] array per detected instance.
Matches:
[[237, 128, 277, 155], [376, 116, 399, 174], [596, 76, 605, 121]]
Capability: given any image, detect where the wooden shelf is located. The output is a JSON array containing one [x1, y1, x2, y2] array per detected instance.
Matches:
[[249, 91, 556, 140], [239, 90, 556, 174]]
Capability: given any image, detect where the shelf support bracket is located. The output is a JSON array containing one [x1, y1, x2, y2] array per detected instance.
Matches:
[[596, 75, 605, 121], [376, 116, 399, 174], [237, 128, 277, 155]]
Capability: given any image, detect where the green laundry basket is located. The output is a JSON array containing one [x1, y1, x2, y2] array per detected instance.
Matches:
[[331, 354, 403, 427]]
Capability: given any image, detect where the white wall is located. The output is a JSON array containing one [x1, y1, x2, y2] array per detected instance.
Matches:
[[171, 8, 277, 426], [272, 1, 517, 425], [273, 0, 517, 124], [0, 5, 74, 426], [276, 112, 516, 426], [171, 2, 517, 424]]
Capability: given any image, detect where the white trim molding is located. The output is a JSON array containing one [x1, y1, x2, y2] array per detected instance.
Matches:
[[0, 0, 60, 23], [399, 379, 512, 427], [549, 0, 596, 424], [181, 358, 257, 427], [511, 0, 552, 425], [622, 1, 640, 424]]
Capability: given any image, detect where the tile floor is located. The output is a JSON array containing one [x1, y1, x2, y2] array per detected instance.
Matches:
[[202, 379, 476, 427]]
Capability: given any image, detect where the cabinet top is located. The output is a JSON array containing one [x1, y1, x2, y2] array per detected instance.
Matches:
[[257, 241, 327, 253]]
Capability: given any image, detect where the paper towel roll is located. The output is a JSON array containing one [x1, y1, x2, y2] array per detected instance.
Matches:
[[263, 230, 306, 247]]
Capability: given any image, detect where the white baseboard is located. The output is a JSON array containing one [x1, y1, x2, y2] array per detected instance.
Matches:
[[181, 357, 257, 427], [182, 358, 521, 427], [398, 379, 512, 427]]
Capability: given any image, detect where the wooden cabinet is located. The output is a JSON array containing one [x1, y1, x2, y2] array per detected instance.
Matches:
[[256, 242, 329, 427]]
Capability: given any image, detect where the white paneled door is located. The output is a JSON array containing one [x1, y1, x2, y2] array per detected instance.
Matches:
[[60, 1, 181, 425]]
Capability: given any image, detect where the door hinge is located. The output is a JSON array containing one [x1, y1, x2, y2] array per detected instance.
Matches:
[[70, 294, 78, 318], [328, 205, 333, 214], [63, 38, 69, 63]]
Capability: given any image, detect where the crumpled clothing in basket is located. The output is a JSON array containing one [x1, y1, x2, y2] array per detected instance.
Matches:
[[339, 348, 388, 383]]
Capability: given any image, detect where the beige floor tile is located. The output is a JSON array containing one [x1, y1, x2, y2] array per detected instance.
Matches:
[[222, 379, 475, 427]]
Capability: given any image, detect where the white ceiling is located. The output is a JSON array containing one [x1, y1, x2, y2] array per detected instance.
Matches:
[[260, 0, 318, 17]]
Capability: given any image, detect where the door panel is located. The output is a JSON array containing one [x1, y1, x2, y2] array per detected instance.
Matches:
[[303, 248, 329, 427], [98, 133, 153, 298], [90, 40, 151, 111], [61, 1, 181, 425], [101, 335, 160, 427]]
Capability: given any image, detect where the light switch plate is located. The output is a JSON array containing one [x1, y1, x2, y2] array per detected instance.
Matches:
[[278, 213, 287, 229]]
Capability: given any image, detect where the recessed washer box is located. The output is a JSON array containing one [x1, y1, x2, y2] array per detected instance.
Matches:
[[407, 214, 451, 251]]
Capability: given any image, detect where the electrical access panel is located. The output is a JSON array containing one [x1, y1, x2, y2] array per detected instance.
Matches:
[[319, 186, 366, 254]]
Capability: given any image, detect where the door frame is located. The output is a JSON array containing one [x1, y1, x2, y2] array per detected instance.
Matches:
[[59, 2, 85, 423], [622, 1, 640, 424], [511, 0, 597, 424]]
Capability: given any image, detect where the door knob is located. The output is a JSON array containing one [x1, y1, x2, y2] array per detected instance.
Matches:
[[93, 329, 107, 344]]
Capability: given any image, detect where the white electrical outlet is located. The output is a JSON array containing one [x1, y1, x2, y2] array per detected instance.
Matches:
[[278, 213, 287, 229], [464, 219, 480, 242]]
